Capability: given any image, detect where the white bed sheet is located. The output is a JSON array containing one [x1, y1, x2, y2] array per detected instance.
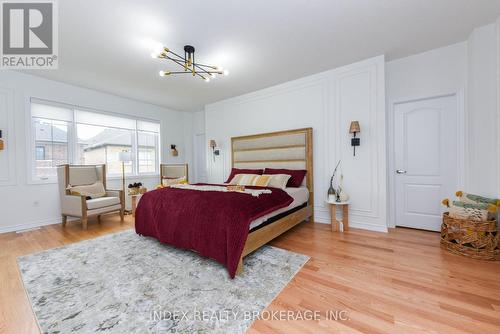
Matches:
[[249, 187, 309, 230]]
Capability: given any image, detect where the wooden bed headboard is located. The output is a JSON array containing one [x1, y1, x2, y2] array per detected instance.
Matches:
[[160, 163, 188, 183], [231, 128, 314, 210]]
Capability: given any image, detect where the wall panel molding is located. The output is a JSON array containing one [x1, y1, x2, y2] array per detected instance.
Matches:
[[0, 87, 16, 186], [205, 56, 387, 232]]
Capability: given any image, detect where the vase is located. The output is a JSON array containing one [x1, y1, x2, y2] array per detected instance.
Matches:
[[327, 185, 336, 202], [339, 188, 349, 202]]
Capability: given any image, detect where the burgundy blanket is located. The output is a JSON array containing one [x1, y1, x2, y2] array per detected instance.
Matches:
[[135, 184, 293, 278]]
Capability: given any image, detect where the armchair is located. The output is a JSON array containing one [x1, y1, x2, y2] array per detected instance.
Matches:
[[57, 164, 125, 230], [160, 163, 189, 186]]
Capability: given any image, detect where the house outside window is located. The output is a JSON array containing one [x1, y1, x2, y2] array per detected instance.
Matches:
[[30, 100, 161, 182]]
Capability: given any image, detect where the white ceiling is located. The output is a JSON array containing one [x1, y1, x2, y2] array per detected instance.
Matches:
[[26, 0, 500, 112]]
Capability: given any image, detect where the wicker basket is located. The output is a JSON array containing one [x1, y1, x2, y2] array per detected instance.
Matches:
[[440, 212, 500, 260]]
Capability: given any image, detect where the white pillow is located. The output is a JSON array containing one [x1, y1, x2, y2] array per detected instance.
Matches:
[[68, 181, 106, 199], [264, 174, 291, 190]]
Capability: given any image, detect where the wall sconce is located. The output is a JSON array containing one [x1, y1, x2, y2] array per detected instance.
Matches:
[[209, 139, 220, 161], [349, 121, 360, 156], [170, 144, 178, 157], [0, 130, 4, 151]]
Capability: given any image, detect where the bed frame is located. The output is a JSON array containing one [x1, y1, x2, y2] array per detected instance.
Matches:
[[233, 127, 314, 274]]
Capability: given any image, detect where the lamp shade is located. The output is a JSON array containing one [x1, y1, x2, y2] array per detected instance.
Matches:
[[349, 121, 360, 133], [118, 151, 132, 162], [209, 140, 217, 148]]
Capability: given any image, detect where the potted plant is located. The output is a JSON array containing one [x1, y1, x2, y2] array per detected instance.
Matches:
[[128, 182, 143, 195], [328, 161, 341, 202]]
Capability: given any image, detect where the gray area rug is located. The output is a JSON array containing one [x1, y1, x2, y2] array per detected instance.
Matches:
[[18, 230, 308, 333]]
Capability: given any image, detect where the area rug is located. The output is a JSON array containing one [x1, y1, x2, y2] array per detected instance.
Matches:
[[17, 230, 309, 333]]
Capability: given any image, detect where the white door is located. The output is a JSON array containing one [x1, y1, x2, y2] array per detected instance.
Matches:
[[394, 95, 459, 231], [194, 133, 207, 183]]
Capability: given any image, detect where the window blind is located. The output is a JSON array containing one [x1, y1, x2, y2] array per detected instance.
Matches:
[[75, 110, 136, 130]]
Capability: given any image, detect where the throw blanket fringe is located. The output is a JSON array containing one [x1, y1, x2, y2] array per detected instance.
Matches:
[[170, 184, 272, 197]]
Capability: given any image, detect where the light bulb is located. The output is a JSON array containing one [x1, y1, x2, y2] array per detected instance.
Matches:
[[159, 70, 166, 77], [223, 69, 229, 76], [204, 77, 210, 82], [152, 43, 164, 55], [151, 52, 158, 59]]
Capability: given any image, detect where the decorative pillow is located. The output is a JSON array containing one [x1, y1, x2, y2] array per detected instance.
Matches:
[[443, 199, 497, 221], [264, 174, 291, 190], [229, 174, 260, 185], [455, 191, 500, 207], [162, 176, 187, 187], [225, 168, 263, 183], [252, 175, 272, 187], [264, 168, 307, 187], [68, 182, 106, 199]]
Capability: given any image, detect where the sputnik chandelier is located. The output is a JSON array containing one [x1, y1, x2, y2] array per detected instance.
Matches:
[[151, 45, 229, 82]]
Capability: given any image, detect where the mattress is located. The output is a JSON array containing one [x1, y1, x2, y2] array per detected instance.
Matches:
[[249, 187, 309, 230]]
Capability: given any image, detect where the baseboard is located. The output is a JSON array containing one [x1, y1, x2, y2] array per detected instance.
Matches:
[[349, 220, 388, 233], [0, 218, 57, 234], [1, 213, 387, 234], [314, 208, 388, 233], [0, 217, 78, 234], [314, 214, 388, 233], [314, 216, 330, 225]]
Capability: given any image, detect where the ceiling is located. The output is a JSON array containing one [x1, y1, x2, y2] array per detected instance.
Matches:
[[25, 0, 500, 112]]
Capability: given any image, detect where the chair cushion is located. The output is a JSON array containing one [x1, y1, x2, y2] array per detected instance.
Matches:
[[68, 182, 106, 199], [86, 197, 120, 210]]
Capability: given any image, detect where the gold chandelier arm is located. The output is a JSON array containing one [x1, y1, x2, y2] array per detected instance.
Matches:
[[166, 56, 190, 71], [194, 63, 218, 69], [156, 45, 225, 81]]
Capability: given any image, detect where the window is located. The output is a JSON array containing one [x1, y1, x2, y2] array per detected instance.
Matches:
[[30, 100, 161, 182], [35, 146, 46, 160], [76, 124, 134, 175], [138, 131, 159, 173]]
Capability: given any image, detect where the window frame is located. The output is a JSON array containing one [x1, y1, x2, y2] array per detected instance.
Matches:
[[27, 97, 161, 184], [35, 146, 46, 160], [137, 130, 160, 175]]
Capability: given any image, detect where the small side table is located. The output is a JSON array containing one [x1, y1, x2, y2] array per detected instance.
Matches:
[[130, 194, 142, 217], [326, 200, 349, 232]]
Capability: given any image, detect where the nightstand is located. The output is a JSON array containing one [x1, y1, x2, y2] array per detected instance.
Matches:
[[325, 200, 349, 232], [130, 194, 142, 217]]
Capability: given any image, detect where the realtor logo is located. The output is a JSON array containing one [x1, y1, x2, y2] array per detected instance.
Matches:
[[1, 0, 58, 69]]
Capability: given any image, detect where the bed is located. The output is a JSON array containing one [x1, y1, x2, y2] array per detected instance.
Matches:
[[135, 128, 313, 277]]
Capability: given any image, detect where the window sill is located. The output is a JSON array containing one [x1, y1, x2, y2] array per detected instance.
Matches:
[[28, 178, 58, 185], [106, 174, 160, 181], [28, 174, 160, 185]]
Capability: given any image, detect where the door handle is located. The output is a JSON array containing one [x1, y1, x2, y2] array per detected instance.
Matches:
[[396, 170, 407, 174]]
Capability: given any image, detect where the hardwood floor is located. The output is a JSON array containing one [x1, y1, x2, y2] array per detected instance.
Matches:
[[1, 217, 500, 333]]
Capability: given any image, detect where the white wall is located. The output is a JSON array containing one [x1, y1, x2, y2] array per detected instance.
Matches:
[[384, 17, 500, 229], [0, 71, 192, 233], [192, 110, 207, 183], [205, 56, 387, 232], [385, 42, 468, 227], [467, 19, 500, 198], [386, 42, 468, 101]]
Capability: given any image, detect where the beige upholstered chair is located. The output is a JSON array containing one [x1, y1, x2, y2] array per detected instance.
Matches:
[[57, 164, 124, 230], [160, 163, 189, 185]]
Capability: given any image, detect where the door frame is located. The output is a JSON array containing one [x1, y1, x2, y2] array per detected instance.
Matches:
[[387, 90, 466, 228], [193, 132, 207, 183]]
